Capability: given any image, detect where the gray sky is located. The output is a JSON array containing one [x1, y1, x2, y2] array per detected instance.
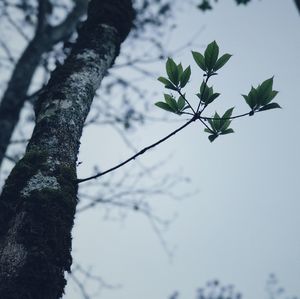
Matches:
[[66, 1, 300, 298]]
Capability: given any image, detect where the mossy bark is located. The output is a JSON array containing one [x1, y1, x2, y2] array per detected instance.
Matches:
[[0, 1, 134, 298]]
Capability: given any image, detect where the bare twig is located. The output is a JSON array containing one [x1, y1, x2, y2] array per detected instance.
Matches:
[[77, 116, 197, 183]]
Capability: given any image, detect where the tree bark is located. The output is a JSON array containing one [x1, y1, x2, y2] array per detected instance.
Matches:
[[0, 0, 88, 169], [295, 0, 300, 14], [0, 1, 134, 298]]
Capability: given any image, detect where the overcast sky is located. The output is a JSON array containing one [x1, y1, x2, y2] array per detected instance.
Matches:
[[66, 1, 300, 298]]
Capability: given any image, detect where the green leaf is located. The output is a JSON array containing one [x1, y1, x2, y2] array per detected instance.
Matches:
[[205, 92, 220, 105], [165, 83, 178, 91], [242, 94, 253, 110], [213, 112, 221, 131], [177, 63, 183, 78], [243, 86, 257, 109], [200, 81, 206, 94], [166, 58, 179, 85], [202, 87, 210, 103], [164, 94, 178, 111], [192, 51, 206, 71], [221, 128, 234, 135], [213, 54, 232, 71], [158, 77, 177, 90], [180, 66, 191, 88], [177, 96, 186, 111], [219, 107, 234, 131], [208, 134, 218, 142], [204, 41, 219, 71], [158, 77, 171, 85], [257, 77, 274, 105], [259, 77, 273, 94], [220, 119, 231, 132], [249, 86, 258, 107], [258, 103, 281, 111], [261, 90, 279, 105], [199, 82, 211, 103], [155, 102, 174, 112], [222, 107, 234, 119], [207, 118, 216, 132]]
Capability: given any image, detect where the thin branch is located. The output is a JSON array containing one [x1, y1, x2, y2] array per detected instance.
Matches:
[[0, 39, 15, 63], [198, 117, 211, 131], [8, 138, 29, 144], [4, 10, 31, 41], [4, 155, 18, 163], [77, 106, 256, 183], [47, 0, 88, 43], [69, 272, 91, 299], [36, 0, 52, 34], [147, 212, 174, 260], [178, 90, 196, 114], [181, 111, 194, 116], [69, 264, 119, 299], [77, 116, 197, 183], [197, 74, 210, 113], [200, 111, 252, 121]]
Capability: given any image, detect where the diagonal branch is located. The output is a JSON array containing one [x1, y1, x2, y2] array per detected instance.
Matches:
[[0, 0, 88, 170], [77, 116, 197, 183]]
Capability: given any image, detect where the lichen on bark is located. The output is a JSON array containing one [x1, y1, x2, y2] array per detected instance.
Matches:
[[0, 1, 134, 298]]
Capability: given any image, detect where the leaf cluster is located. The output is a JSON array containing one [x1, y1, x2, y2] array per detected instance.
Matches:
[[197, 81, 220, 106], [155, 94, 188, 114], [155, 41, 280, 143], [242, 77, 280, 114], [158, 59, 191, 91], [204, 108, 234, 142], [192, 41, 231, 75]]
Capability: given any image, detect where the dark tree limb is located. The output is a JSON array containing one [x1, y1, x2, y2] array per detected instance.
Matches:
[[0, 1, 134, 298], [0, 0, 88, 169], [294, 0, 300, 14]]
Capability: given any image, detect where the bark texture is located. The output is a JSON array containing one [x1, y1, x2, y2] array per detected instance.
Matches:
[[295, 0, 300, 14], [0, 0, 88, 168], [0, 1, 134, 298]]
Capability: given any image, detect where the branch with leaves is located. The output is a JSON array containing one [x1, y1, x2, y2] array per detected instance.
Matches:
[[155, 40, 280, 141], [78, 41, 280, 183]]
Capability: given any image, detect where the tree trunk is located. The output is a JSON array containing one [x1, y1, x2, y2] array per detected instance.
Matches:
[[0, 1, 134, 298]]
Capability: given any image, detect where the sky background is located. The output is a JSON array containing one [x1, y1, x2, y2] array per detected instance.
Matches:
[[65, 1, 300, 298]]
